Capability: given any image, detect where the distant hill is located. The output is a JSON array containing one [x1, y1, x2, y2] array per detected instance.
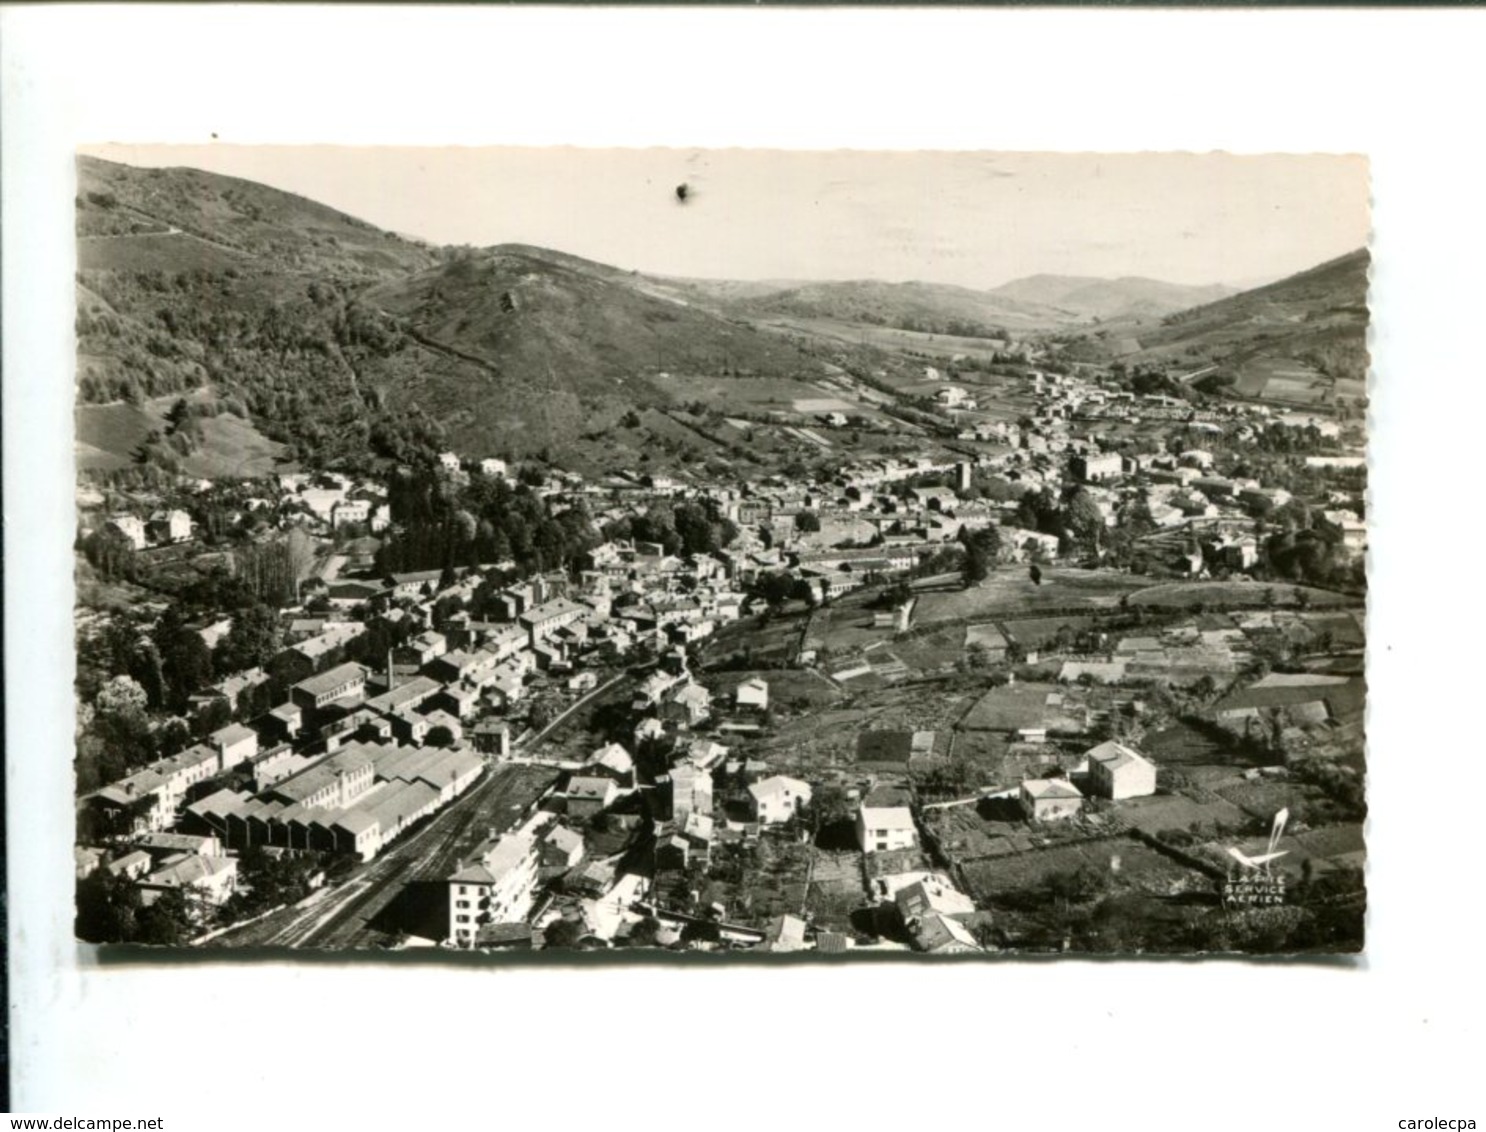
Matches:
[[719, 278, 1078, 336], [77, 155, 438, 279], [1124, 249, 1371, 403], [990, 274, 1237, 321]]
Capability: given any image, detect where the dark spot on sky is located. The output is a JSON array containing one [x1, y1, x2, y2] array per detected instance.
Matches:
[[675, 183, 690, 203]]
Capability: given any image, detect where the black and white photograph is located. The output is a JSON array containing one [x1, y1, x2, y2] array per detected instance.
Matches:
[[10, 6, 1486, 1125], [70, 146, 1370, 957]]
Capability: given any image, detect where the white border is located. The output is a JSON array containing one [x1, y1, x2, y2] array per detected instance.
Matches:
[[6, 7, 1486, 1127]]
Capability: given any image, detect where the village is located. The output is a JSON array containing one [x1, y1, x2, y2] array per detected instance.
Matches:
[[73, 357, 1367, 955]]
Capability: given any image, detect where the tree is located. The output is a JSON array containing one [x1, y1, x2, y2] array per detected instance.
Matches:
[[426, 725, 456, 749], [627, 916, 662, 948], [161, 623, 214, 708], [1064, 487, 1105, 556], [97, 673, 149, 720], [542, 917, 585, 949], [795, 510, 821, 533], [527, 701, 555, 733], [75, 869, 141, 943], [134, 886, 198, 946], [284, 525, 319, 592], [958, 526, 999, 589], [962, 539, 989, 588], [215, 603, 281, 677]]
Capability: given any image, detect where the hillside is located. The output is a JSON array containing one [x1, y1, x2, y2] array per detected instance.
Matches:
[[726, 278, 1077, 336], [77, 156, 438, 279], [74, 158, 839, 477], [358, 246, 829, 463], [75, 157, 458, 472], [990, 274, 1236, 321], [1128, 249, 1371, 404]]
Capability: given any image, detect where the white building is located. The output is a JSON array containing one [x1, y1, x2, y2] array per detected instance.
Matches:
[[1020, 778, 1084, 822], [1084, 741, 1158, 800], [448, 830, 541, 946], [748, 775, 812, 824], [856, 805, 917, 854], [735, 677, 770, 712]]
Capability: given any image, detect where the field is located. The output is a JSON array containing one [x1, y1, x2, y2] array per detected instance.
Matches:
[[1232, 357, 1365, 408], [1129, 580, 1354, 610], [959, 681, 1084, 733], [804, 599, 902, 658], [754, 681, 983, 775], [650, 371, 836, 408], [701, 668, 844, 715], [1142, 720, 1235, 766], [76, 396, 289, 478], [700, 835, 812, 927], [803, 850, 867, 931], [758, 316, 1020, 362], [959, 837, 1204, 904], [1000, 614, 1097, 650], [703, 610, 810, 668], [891, 625, 973, 673], [1115, 790, 1253, 837], [77, 230, 250, 275], [913, 569, 1150, 624]]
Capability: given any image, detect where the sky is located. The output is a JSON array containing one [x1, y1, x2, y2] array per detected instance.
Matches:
[[80, 145, 1370, 290]]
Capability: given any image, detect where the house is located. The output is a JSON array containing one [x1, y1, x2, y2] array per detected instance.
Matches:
[[448, 830, 540, 946], [1072, 451, 1123, 484], [137, 855, 239, 910], [1020, 777, 1084, 822], [540, 825, 586, 871], [395, 630, 448, 669], [856, 804, 917, 854], [669, 764, 714, 823], [210, 722, 258, 769], [910, 911, 982, 955], [148, 508, 194, 544], [472, 720, 511, 758], [290, 662, 368, 711], [519, 598, 587, 647], [590, 742, 636, 785], [895, 877, 975, 922], [105, 850, 154, 881], [735, 677, 769, 712], [759, 913, 808, 953], [655, 834, 693, 872], [748, 775, 812, 824], [106, 515, 149, 550], [479, 457, 509, 479], [1084, 740, 1158, 800], [660, 682, 713, 728], [567, 776, 620, 820], [330, 499, 371, 528]]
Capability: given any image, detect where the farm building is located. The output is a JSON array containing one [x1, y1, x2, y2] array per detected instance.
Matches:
[[1020, 778, 1084, 822], [1084, 740, 1158, 800]]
